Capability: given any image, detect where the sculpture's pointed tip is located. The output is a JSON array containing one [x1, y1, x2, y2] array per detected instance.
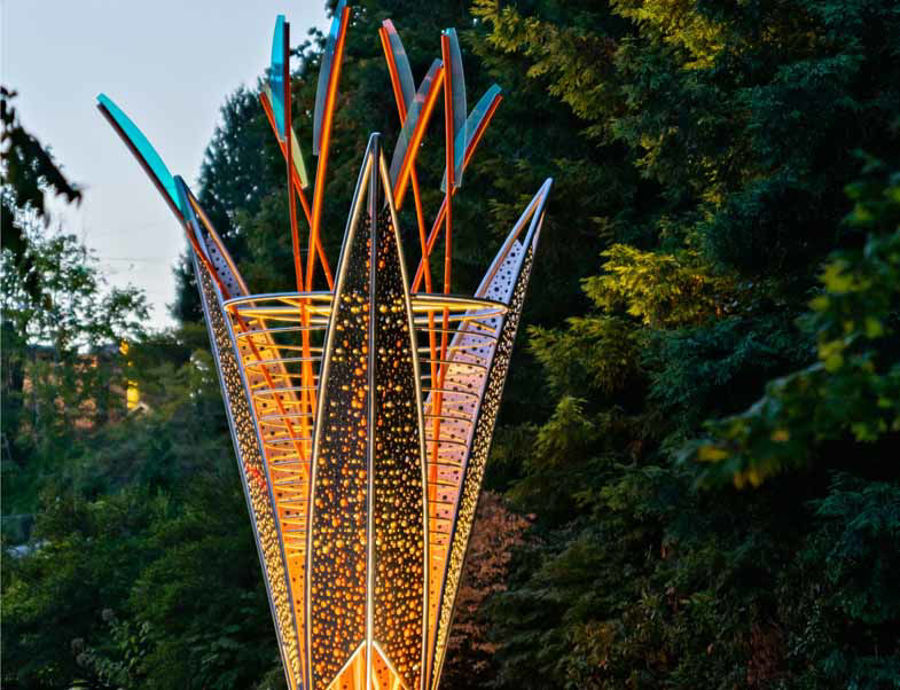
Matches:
[[366, 131, 382, 150]]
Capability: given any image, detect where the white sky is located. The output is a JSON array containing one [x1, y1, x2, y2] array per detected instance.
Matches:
[[2, 0, 328, 330]]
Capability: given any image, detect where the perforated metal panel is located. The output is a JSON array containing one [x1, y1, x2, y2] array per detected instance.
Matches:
[[194, 258, 303, 690]]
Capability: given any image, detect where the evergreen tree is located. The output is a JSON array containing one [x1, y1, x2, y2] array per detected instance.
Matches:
[[474, 1, 900, 687]]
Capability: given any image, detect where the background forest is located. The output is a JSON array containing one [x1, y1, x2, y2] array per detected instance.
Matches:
[[3, 0, 900, 688]]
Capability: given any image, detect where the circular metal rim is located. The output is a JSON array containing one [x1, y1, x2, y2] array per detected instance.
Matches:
[[223, 291, 508, 325]]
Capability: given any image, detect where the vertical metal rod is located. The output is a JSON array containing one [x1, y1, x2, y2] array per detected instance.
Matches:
[[283, 21, 304, 293], [431, 33, 456, 483], [307, 5, 350, 292], [259, 91, 335, 289], [410, 94, 502, 293]]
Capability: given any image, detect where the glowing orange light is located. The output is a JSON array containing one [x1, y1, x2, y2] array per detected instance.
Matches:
[[411, 92, 502, 293], [308, 5, 350, 293], [392, 68, 445, 209], [259, 91, 334, 291]]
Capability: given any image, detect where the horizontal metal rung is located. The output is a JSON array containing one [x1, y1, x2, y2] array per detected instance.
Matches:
[[235, 324, 326, 338], [424, 437, 469, 448], [253, 385, 318, 396], [416, 326, 499, 340], [424, 412, 474, 423], [257, 412, 315, 422], [422, 387, 481, 400], [424, 459, 464, 468], [265, 439, 313, 448], [420, 358, 488, 371]]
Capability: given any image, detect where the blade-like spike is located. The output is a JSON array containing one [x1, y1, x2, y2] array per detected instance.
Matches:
[[373, 150, 429, 690], [382, 19, 416, 113], [187, 206, 305, 690], [474, 178, 553, 298], [425, 180, 553, 690], [313, 0, 347, 155], [442, 29, 467, 188], [306, 135, 427, 690], [305, 135, 375, 689], [440, 85, 502, 193], [270, 15, 287, 138], [389, 59, 444, 198], [96, 94, 181, 214]]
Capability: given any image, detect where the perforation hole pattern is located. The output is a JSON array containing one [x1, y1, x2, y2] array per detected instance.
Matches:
[[308, 212, 372, 687], [196, 260, 302, 688]]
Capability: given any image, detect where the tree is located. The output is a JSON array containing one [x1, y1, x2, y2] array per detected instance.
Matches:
[[684, 163, 900, 487], [440, 492, 531, 689], [1, 87, 147, 515], [1, 86, 81, 274], [474, 0, 900, 687]]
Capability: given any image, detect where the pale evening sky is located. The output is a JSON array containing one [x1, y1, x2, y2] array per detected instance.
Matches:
[[1, 0, 328, 329]]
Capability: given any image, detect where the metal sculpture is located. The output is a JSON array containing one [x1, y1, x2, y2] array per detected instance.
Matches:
[[98, 5, 551, 689]]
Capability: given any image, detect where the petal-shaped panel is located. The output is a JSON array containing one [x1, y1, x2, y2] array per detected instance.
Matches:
[[307, 135, 427, 690], [424, 180, 552, 688]]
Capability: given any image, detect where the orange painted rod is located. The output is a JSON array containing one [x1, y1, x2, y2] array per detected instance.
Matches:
[[283, 20, 304, 293], [378, 25, 433, 294], [379, 25, 439, 413], [392, 66, 445, 209], [259, 92, 334, 290], [430, 33, 457, 472], [307, 5, 350, 292], [440, 33, 454, 294], [411, 93, 502, 293]]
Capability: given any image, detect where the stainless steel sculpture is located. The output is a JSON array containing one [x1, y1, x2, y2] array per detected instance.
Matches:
[[98, 4, 551, 689]]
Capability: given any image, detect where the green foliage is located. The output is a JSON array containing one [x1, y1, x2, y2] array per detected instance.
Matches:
[[531, 316, 636, 396], [476, 0, 900, 688], [1, 86, 82, 277], [1, 228, 146, 351], [2, 330, 286, 689], [0, 229, 148, 517], [685, 166, 900, 487], [1, 96, 148, 518], [585, 245, 732, 327], [4, 489, 167, 686], [1, 90, 283, 688]]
